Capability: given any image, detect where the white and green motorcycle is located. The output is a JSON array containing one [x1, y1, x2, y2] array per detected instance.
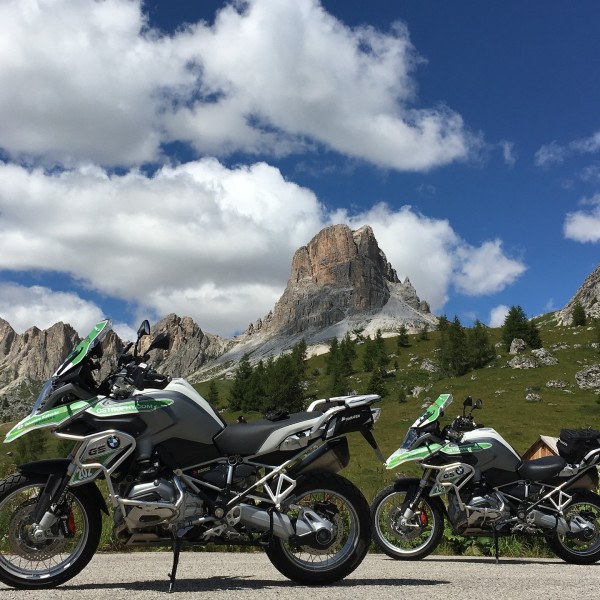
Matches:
[[0, 319, 384, 591], [371, 393, 600, 563]]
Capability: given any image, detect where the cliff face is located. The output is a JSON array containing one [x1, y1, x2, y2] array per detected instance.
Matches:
[[557, 263, 600, 324], [0, 319, 80, 417], [0, 320, 79, 383]]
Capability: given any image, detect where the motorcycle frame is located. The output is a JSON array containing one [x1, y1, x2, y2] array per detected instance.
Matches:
[[413, 446, 600, 531]]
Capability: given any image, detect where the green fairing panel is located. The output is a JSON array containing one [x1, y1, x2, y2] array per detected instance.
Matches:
[[411, 393, 452, 428], [5, 400, 90, 443], [86, 398, 174, 417], [441, 442, 493, 455], [385, 443, 443, 469]]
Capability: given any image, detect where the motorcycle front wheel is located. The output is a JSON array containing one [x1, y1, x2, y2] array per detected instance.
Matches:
[[0, 472, 102, 589], [265, 471, 370, 585], [547, 489, 600, 564], [371, 481, 444, 560]]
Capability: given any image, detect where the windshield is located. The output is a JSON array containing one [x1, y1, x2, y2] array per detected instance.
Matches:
[[399, 427, 420, 451], [27, 319, 112, 416], [28, 378, 55, 416], [54, 319, 112, 378]]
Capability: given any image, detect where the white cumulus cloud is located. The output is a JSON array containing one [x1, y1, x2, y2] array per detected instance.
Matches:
[[489, 304, 509, 328], [564, 194, 600, 243], [453, 240, 526, 296], [0, 283, 105, 335], [0, 162, 526, 336], [0, 0, 474, 171]]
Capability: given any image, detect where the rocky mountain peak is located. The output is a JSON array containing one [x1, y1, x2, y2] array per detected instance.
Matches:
[[243, 224, 433, 342], [143, 313, 231, 377]]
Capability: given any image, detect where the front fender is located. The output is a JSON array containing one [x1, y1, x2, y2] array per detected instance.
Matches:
[[18, 458, 109, 515], [18, 458, 71, 476]]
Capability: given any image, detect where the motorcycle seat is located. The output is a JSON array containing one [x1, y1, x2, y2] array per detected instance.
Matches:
[[517, 455, 567, 481], [214, 411, 323, 456]]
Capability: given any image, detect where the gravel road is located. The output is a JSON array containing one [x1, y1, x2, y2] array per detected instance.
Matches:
[[0, 552, 597, 599]]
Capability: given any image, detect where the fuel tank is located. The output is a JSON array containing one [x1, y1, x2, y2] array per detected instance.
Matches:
[[458, 428, 522, 487], [57, 378, 227, 468]]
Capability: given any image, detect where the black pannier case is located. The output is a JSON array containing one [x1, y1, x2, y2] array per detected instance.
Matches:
[[557, 428, 600, 463]]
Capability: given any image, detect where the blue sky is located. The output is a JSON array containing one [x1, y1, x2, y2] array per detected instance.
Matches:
[[0, 0, 599, 340]]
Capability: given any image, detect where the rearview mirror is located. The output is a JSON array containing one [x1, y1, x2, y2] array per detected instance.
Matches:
[[137, 320, 151, 338], [147, 332, 170, 352]]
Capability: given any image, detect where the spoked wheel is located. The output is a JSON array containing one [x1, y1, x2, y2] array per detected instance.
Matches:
[[0, 473, 102, 589], [371, 482, 444, 560], [547, 490, 600, 564], [265, 472, 370, 585]]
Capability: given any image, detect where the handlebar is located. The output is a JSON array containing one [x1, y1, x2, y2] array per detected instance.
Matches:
[[106, 359, 170, 398]]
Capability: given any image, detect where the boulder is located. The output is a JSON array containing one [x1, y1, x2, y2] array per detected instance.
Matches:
[[575, 364, 600, 391], [531, 348, 559, 366], [508, 356, 538, 369], [509, 338, 527, 355]]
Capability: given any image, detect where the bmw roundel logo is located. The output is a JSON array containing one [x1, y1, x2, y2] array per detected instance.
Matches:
[[107, 435, 120, 449], [455, 466, 465, 475]]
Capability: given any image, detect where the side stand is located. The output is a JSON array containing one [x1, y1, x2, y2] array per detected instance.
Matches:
[[168, 535, 182, 593], [493, 529, 500, 564]]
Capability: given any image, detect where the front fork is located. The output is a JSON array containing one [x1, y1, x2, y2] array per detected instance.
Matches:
[[30, 463, 78, 542], [401, 469, 433, 525]]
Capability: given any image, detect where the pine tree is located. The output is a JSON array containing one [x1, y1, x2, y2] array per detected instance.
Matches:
[[326, 338, 340, 375], [436, 315, 451, 373], [374, 329, 390, 369], [362, 337, 376, 372], [502, 305, 543, 350], [396, 324, 410, 349], [572, 301, 587, 326], [339, 333, 357, 376], [526, 320, 543, 349], [326, 336, 353, 396], [468, 320, 495, 369], [446, 316, 470, 376], [207, 380, 220, 406], [368, 367, 387, 397], [263, 354, 304, 413], [229, 353, 253, 411]]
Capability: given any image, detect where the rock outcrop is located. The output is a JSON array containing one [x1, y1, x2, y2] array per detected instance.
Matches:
[[0, 320, 80, 418], [0, 319, 79, 384], [557, 263, 600, 324], [208, 224, 437, 371]]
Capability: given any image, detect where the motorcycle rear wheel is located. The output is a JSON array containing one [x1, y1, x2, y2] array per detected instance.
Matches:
[[547, 490, 600, 564], [0, 472, 102, 589], [265, 471, 370, 585], [371, 482, 444, 560]]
